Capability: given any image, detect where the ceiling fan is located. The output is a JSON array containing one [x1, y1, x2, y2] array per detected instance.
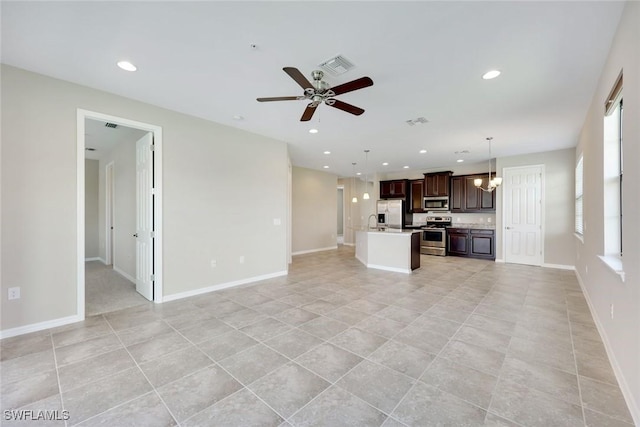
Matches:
[[257, 67, 373, 121]]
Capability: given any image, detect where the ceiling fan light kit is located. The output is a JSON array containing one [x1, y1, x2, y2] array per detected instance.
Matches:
[[475, 137, 502, 192], [257, 67, 373, 122]]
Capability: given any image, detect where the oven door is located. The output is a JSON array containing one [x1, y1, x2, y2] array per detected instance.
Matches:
[[421, 229, 446, 247], [420, 228, 447, 256]]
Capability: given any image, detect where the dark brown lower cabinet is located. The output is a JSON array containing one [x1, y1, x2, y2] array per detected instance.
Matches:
[[470, 229, 495, 259], [447, 229, 469, 256], [447, 228, 495, 260], [411, 232, 420, 270]]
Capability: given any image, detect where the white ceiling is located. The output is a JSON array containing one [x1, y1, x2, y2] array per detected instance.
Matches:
[[1, 1, 624, 177], [84, 119, 148, 160]]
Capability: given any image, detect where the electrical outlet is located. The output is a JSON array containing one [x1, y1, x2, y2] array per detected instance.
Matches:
[[8, 287, 20, 300], [487, 217, 492, 223], [585, 265, 588, 274], [239, 256, 245, 264], [610, 304, 614, 319], [210, 259, 217, 268], [273, 218, 281, 226]]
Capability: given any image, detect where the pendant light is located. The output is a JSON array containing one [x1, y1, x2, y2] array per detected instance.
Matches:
[[363, 150, 370, 200], [351, 163, 358, 203], [474, 137, 503, 192]]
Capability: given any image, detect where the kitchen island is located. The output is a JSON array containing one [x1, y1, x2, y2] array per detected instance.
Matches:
[[355, 229, 421, 273]]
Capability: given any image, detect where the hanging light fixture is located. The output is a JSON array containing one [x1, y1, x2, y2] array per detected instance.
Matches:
[[363, 150, 370, 200], [351, 162, 358, 203], [474, 137, 502, 192]]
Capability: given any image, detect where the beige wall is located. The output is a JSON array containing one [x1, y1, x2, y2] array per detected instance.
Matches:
[[339, 176, 378, 245], [1, 65, 289, 331], [495, 148, 576, 267], [575, 1, 640, 421], [292, 167, 337, 254], [99, 137, 137, 279], [84, 159, 100, 259]]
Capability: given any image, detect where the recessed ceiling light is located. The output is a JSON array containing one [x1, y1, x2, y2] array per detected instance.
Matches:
[[356, 172, 362, 176], [382, 162, 389, 166], [419, 150, 427, 154], [117, 61, 137, 72], [457, 159, 464, 163], [309, 128, 319, 134], [323, 165, 329, 169], [232, 115, 244, 120], [403, 165, 410, 169], [324, 151, 331, 155], [482, 70, 501, 80]]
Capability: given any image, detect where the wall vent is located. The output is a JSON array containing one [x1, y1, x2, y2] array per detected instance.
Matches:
[[318, 55, 355, 76], [85, 147, 96, 151], [406, 117, 428, 126], [104, 122, 118, 128]]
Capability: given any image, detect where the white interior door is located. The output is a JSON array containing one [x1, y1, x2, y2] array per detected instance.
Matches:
[[135, 132, 154, 300], [504, 165, 543, 266], [105, 162, 114, 266]]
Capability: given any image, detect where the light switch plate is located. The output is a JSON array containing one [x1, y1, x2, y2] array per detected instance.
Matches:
[[8, 287, 20, 300]]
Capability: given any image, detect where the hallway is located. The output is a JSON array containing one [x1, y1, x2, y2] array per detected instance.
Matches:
[[85, 261, 148, 316]]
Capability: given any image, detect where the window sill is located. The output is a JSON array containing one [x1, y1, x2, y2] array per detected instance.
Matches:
[[598, 255, 625, 282], [574, 233, 584, 243]]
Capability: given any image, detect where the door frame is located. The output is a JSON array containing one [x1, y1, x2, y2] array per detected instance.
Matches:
[[501, 164, 545, 266], [105, 161, 115, 266], [337, 185, 345, 244], [77, 109, 164, 320]]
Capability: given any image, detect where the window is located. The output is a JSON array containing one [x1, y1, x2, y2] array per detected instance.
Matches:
[[575, 156, 584, 235], [603, 73, 623, 257]]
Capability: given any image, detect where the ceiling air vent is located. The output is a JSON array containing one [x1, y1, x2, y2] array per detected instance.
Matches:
[[104, 122, 118, 128], [318, 55, 355, 76], [406, 117, 428, 126]]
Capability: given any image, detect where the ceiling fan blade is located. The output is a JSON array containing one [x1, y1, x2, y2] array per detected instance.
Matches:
[[326, 99, 365, 116], [257, 96, 304, 102], [283, 67, 313, 90], [300, 103, 318, 121], [330, 76, 373, 96]]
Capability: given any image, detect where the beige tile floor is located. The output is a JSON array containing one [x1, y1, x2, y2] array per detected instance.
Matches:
[[85, 261, 149, 316], [1, 246, 635, 426]]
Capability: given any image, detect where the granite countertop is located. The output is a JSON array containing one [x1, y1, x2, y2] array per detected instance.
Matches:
[[361, 228, 421, 235], [448, 223, 496, 230]]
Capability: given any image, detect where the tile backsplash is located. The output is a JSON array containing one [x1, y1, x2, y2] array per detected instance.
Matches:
[[412, 212, 495, 225]]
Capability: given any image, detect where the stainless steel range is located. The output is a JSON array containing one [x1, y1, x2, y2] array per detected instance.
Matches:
[[420, 216, 452, 256]]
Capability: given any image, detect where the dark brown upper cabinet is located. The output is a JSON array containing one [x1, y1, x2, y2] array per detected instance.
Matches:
[[424, 171, 452, 197], [450, 174, 495, 212], [380, 179, 408, 199]]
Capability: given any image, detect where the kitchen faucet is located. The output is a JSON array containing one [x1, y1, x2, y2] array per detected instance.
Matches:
[[367, 214, 378, 229]]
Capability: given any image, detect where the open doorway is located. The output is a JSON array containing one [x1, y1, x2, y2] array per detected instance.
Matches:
[[78, 110, 163, 319]]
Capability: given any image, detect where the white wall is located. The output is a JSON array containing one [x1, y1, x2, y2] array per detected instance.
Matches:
[[292, 167, 337, 254], [575, 1, 640, 422], [1, 65, 289, 331], [99, 137, 137, 279], [84, 159, 99, 259], [495, 148, 576, 267]]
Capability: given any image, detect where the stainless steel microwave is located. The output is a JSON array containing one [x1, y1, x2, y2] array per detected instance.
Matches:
[[423, 196, 449, 211]]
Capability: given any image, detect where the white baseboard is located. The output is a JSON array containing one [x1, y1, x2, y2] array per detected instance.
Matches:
[[0, 314, 83, 339], [494, 258, 505, 263], [292, 246, 338, 256], [367, 263, 412, 274], [113, 266, 135, 284], [575, 271, 640, 425], [343, 242, 355, 247], [84, 257, 105, 263], [162, 270, 288, 303], [542, 263, 575, 271]]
